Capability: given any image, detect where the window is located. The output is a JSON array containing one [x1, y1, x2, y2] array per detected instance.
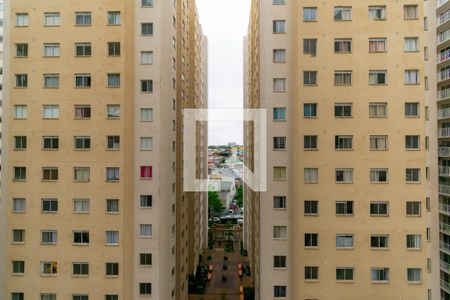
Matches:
[[16, 44, 28, 57], [334, 103, 352, 117], [371, 235, 389, 248], [107, 105, 120, 119], [13, 198, 26, 212], [41, 261, 58, 275], [405, 135, 419, 150], [106, 199, 119, 213], [304, 168, 318, 183], [406, 234, 421, 249], [142, 0, 154, 7], [404, 37, 419, 52], [140, 137, 153, 151], [273, 20, 286, 33], [42, 199, 58, 213], [75, 12, 92, 25], [14, 136, 27, 150], [336, 268, 354, 281], [304, 135, 318, 150], [41, 294, 57, 300], [14, 167, 26, 181], [140, 51, 153, 64], [405, 70, 419, 84], [305, 266, 319, 280], [334, 71, 352, 85], [107, 136, 120, 150], [73, 199, 90, 213], [273, 78, 286, 91], [371, 268, 389, 282], [106, 167, 120, 181], [12, 293, 24, 300], [274, 286, 287, 298], [406, 201, 421, 216], [16, 13, 28, 26], [273, 226, 287, 239], [304, 200, 318, 215], [14, 105, 27, 119], [303, 7, 317, 21], [140, 253, 152, 266], [140, 195, 152, 208], [369, 6, 386, 20], [74, 167, 90, 182], [106, 263, 119, 276], [140, 283, 152, 295], [273, 107, 286, 121], [42, 167, 58, 181], [43, 74, 59, 88], [75, 105, 91, 119], [303, 39, 317, 56], [73, 231, 89, 244], [273, 0, 285, 3], [43, 105, 59, 119], [12, 260, 25, 274], [304, 103, 317, 117], [273, 49, 286, 62], [141, 23, 153, 35], [12, 229, 25, 243], [140, 224, 152, 237], [41, 230, 57, 244], [273, 256, 287, 269], [334, 7, 352, 21], [274, 196, 287, 209], [141, 80, 153, 92], [43, 136, 59, 150], [274, 166, 287, 180], [140, 166, 153, 179], [336, 201, 353, 215], [74, 136, 91, 149], [75, 73, 91, 87], [370, 168, 388, 183], [44, 12, 60, 26], [369, 70, 387, 85], [73, 262, 89, 276], [335, 136, 353, 150], [334, 39, 352, 53], [106, 231, 119, 245], [336, 168, 353, 183], [305, 233, 318, 247], [405, 103, 419, 117], [303, 71, 317, 85], [404, 5, 418, 20], [369, 103, 387, 117], [407, 268, 421, 283], [336, 234, 353, 248], [370, 201, 388, 216], [15, 74, 28, 88], [140, 108, 153, 121], [107, 74, 120, 88], [72, 295, 88, 300], [273, 137, 286, 150], [107, 11, 121, 25], [369, 38, 387, 52], [44, 43, 60, 57], [108, 42, 120, 56], [75, 43, 92, 56], [406, 168, 420, 183]]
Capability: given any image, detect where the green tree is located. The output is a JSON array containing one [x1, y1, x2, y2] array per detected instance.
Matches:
[[208, 191, 224, 217], [235, 185, 243, 208]]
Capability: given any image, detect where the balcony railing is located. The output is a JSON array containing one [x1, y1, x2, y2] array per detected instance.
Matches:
[[440, 69, 450, 82], [440, 148, 450, 157], [441, 279, 450, 293], [440, 166, 450, 177], [439, 0, 450, 8], [439, 10, 450, 26], [440, 222, 450, 234], [440, 184, 450, 195], [441, 260, 450, 273], [438, 108, 450, 119], [441, 240, 450, 253], [439, 89, 450, 101], [439, 29, 450, 45], [441, 203, 450, 214], [438, 49, 450, 64], [439, 128, 450, 138]]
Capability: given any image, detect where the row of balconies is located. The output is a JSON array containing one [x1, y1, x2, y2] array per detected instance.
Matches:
[[440, 221, 450, 234], [439, 69, 450, 82]]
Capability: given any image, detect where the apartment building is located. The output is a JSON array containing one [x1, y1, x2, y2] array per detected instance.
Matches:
[[245, 0, 435, 299], [0, 0, 207, 299]]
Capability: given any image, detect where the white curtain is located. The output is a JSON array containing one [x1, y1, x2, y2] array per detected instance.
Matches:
[[274, 78, 286, 91], [370, 136, 388, 150], [370, 169, 387, 182], [304, 168, 318, 182], [369, 7, 386, 20], [369, 39, 386, 52], [369, 103, 387, 117], [140, 225, 152, 237], [75, 168, 90, 181], [404, 38, 418, 52], [404, 70, 418, 84], [273, 226, 287, 238], [107, 231, 119, 244]]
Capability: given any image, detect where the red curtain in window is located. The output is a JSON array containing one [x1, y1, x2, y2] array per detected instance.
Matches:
[[140, 166, 152, 178]]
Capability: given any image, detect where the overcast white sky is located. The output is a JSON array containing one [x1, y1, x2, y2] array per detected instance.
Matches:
[[196, 0, 251, 145]]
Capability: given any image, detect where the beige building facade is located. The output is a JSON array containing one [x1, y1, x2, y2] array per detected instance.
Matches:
[[245, 0, 438, 299], [0, 0, 207, 299]]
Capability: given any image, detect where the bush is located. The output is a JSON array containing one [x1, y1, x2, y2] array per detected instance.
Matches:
[[207, 255, 212, 260], [223, 265, 228, 270], [223, 256, 228, 261], [221, 275, 227, 282]]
